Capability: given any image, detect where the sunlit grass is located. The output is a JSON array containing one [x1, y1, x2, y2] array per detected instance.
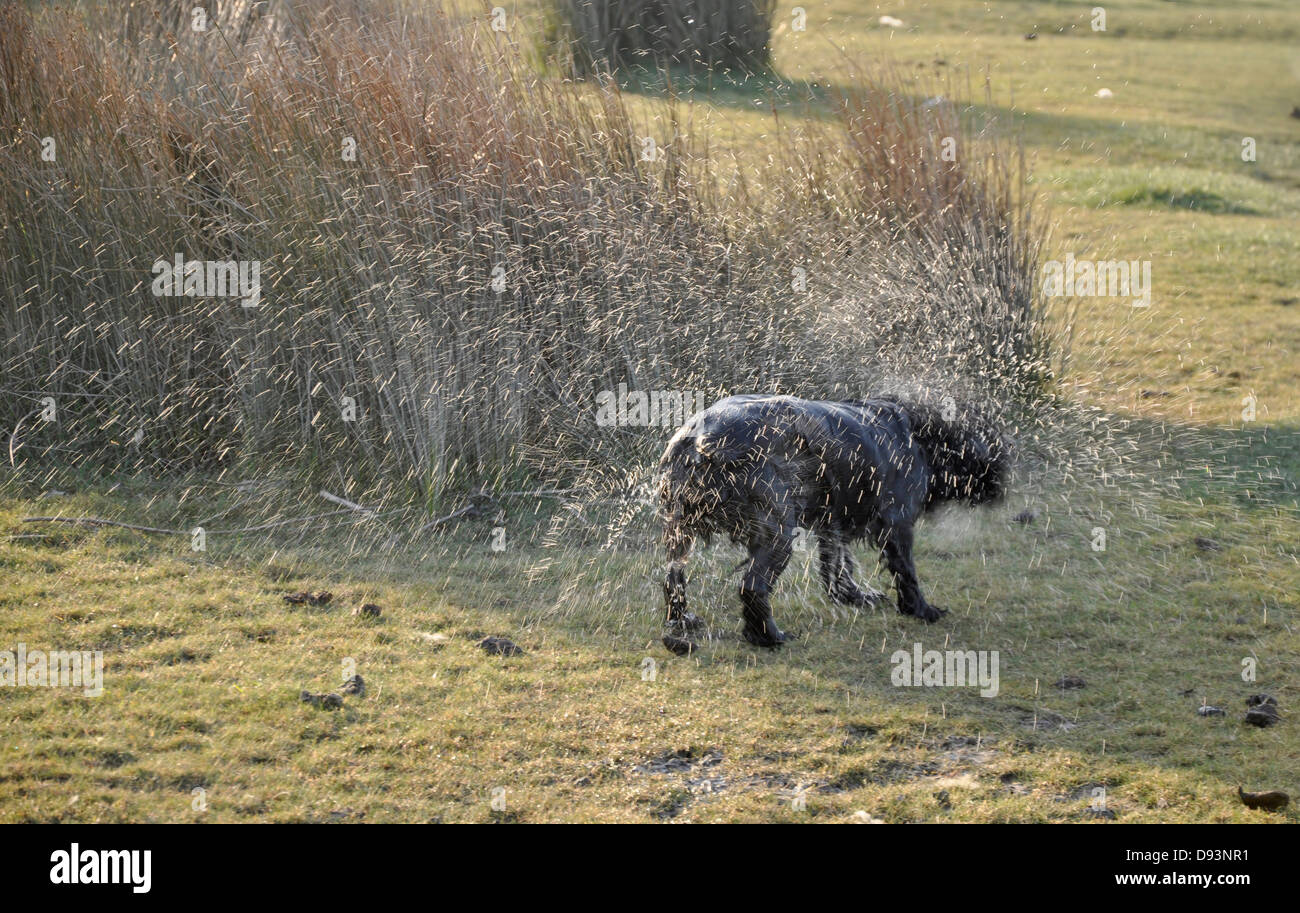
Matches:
[[0, 0, 1297, 822]]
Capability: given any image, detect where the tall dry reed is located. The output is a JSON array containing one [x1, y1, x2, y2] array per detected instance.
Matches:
[[0, 0, 1052, 504]]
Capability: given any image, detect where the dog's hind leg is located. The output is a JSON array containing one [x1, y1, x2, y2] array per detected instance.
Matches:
[[740, 532, 795, 647], [875, 523, 946, 623], [663, 531, 704, 633], [817, 534, 884, 606]]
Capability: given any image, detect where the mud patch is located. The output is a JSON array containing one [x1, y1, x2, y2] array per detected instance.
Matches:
[[839, 723, 879, 748], [1017, 708, 1079, 731], [633, 747, 723, 776], [821, 758, 937, 792]]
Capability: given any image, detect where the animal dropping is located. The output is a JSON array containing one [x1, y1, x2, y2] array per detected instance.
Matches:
[[1237, 786, 1288, 812], [301, 690, 344, 710], [478, 636, 524, 657]]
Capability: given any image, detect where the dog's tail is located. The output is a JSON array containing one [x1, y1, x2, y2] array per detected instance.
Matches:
[[890, 398, 1010, 508]]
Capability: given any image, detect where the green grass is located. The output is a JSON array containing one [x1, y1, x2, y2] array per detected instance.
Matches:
[[1, 438, 1296, 823], [2, 0, 1298, 821]]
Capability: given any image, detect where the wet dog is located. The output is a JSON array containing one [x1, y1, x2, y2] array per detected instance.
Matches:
[[658, 395, 1008, 647]]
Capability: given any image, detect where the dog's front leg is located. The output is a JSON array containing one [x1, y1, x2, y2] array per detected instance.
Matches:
[[663, 531, 703, 633], [740, 532, 794, 647], [878, 524, 946, 623]]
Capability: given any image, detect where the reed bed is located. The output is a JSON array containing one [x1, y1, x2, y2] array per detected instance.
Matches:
[[0, 0, 1051, 505]]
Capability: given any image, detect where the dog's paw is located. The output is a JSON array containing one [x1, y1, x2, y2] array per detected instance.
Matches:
[[743, 623, 793, 648], [916, 604, 947, 623], [900, 602, 947, 623], [834, 586, 886, 607]]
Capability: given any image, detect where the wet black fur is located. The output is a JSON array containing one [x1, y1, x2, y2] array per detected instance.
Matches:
[[658, 394, 1008, 647]]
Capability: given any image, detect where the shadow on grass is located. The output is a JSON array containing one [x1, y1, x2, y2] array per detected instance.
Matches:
[[1116, 416, 1300, 508], [611, 60, 1296, 208], [607, 62, 833, 115], [1101, 186, 1260, 215]]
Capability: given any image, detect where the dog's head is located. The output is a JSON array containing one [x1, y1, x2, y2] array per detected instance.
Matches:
[[960, 432, 1010, 505], [899, 399, 1011, 507]]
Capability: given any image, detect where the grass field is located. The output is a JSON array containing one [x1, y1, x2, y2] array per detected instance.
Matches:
[[1, 0, 1297, 822]]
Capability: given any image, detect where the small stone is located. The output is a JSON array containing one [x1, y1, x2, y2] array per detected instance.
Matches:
[[1055, 675, 1086, 690], [1194, 537, 1222, 552], [478, 636, 524, 656], [849, 811, 884, 824], [1012, 510, 1036, 524], [1197, 705, 1225, 717], [353, 603, 382, 618], [341, 674, 365, 696]]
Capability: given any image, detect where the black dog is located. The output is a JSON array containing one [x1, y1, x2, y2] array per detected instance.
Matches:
[[658, 394, 1007, 647]]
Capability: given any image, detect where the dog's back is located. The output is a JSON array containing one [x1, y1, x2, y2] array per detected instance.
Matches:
[[663, 393, 1004, 498]]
